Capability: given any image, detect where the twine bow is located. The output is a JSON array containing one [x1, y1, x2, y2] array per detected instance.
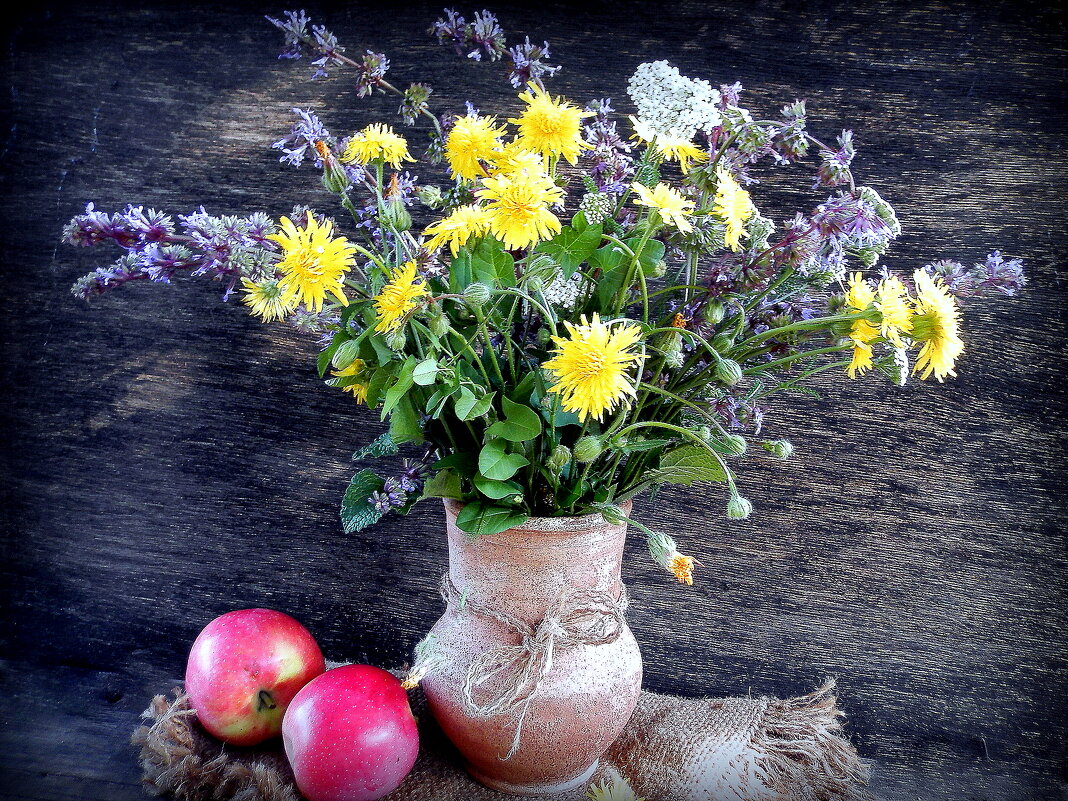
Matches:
[[441, 574, 629, 760]]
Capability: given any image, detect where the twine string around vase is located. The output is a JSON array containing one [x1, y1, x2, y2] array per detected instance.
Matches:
[[437, 573, 629, 761]]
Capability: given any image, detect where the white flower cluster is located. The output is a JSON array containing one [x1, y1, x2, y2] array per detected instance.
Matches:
[[627, 61, 722, 140], [542, 272, 583, 310]]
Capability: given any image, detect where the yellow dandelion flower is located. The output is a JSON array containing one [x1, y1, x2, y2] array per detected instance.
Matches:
[[487, 140, 545, 177], [712, 168, 756, 252], [669, 554, 696, 586], [422, 204, 494, 256], [373, 261, 428, 333], [631, 182, 694, 233], [543, 313, 644, 422], [445, 115, 507, 180], [843, 272, 879, 378], [240, 277, 297, 322], [332, 359, 370, 404], [477, 169, 563, 250], [911, 269, 964, 382], [875, 274, 913, 346], [342, 123, 413, 169], [509, 84, 592, 165], [629, 116, 709, 173], [267, 212, 356, 312]]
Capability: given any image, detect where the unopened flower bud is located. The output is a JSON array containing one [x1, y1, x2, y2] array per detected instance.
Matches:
[[321, 163, 351, 194], [525, 276, 545, 294], [650, 260, 668, 278], [537, 327, 553, 345], [721, 433, 747, 455], [573, 436, 603, 463], [380, 199, 412, 232], [761, 439, 794, 459], [599, 504, 627, 526], [385, 329, 407, 351], [463, 282, 492, 308], [715, 358, 744, 386], [703, 300, 726, 325], [547, 446, 571, 473], [416, 185, 445, 209], [695, 425, 712, 442], [429, 311, 451, 338], [711, 333, 734, 353], [726, 494, 752, 520]]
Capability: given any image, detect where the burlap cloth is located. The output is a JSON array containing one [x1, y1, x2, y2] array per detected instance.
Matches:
[[133, 677, 873, 801]]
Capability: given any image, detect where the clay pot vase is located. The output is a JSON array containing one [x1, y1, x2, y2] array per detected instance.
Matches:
[[420, 500, 642, 796]]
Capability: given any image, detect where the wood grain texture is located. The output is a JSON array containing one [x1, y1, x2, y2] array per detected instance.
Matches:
[[1, 1, 1065, 798]]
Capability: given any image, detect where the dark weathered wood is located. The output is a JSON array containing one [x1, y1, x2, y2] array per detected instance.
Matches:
[[1, 0, 1065, 798]]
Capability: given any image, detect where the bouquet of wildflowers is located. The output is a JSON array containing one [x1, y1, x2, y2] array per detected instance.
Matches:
[[64, 8, 1025, 585]]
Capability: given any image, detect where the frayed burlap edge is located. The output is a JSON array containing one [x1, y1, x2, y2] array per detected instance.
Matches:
[[133, 681, 873, 801], [752, 681, 873, 801]]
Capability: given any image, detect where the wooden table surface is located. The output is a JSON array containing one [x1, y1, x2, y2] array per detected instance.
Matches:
[[1, 1, 1065, 799]]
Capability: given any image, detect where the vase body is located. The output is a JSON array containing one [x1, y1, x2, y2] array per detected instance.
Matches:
[[421, 500, 642, 796]]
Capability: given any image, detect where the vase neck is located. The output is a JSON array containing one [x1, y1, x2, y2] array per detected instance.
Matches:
[[443, 501, 629, 624]]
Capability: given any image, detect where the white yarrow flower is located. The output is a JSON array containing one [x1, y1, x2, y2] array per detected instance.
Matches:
[[627, 60, 721, 140], [542, 272, 583, 310]]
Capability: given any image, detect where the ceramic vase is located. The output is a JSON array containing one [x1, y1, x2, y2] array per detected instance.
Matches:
[[420, 499, 643, 796]]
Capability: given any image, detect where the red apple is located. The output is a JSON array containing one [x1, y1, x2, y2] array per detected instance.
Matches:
[[185, 608, 325, 746], [283, 665, 419, 801]]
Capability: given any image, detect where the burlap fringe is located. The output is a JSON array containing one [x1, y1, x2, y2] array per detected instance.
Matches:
[[131, 690, 298, 801], [749, 681, 873, 801]]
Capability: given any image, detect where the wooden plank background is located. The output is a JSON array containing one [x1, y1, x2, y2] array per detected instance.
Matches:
[[0, 1, 1065, 798]]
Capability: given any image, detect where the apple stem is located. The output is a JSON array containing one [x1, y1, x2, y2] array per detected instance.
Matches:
[[257, 689, 278, 712]]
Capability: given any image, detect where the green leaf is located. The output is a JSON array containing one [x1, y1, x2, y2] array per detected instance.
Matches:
[[508, 370, 539, 404], [454, 387, 496, 421], [473, 474, 524, 501], [455, 502, 530, 538], [433, 452, 478, 477], [592, 237, 666, 307], [478, 439, 530, 481], [654, 445, 728, 485], [381, 357, 417, 419], [412, 358, 439, 386], [448, 249, 474, 293], [535, 223, 603, 277], [486, 395, 543, 442], [472, 238, 517, 287], [352, 432, 399, 460], [389, 395, 425, 444], [422, 469, 463, 500], [340, 469, 386, 533], [363, 366, 393, 408]]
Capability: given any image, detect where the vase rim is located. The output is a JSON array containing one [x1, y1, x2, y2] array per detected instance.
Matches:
[[442, 498, 632, 535]]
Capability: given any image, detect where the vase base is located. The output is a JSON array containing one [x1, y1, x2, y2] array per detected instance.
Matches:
[[465, 759, 599, 796]]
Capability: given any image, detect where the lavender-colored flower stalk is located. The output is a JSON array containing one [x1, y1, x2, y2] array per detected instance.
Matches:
[[925, 252, 1026, 299], [353, 51, 390, 97], [266, 10, 346, 79], [507, 37, 560, 89], [814, 130, 855, 189], [65, 204, 277, 301], [272, 108, 333, 168]]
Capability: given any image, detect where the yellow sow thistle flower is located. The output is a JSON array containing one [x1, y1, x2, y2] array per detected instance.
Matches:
[[543, 313, 644, 422], [631, 182, 694, 233], [629, 116, 709, 174], [487, 139, 545, 177], [422, 204, 494, 256], [477, 169, 563, 250], [332, 358, 370, 405], [911, 269, 964, 382], [240, 277, 297, 322], [445, 115, 507, 180], [509, 84, 592, 165], [712, 168, 756, 252], [267, 212, 356, 313], [342, 123, 413, 169], [373, 261, 428, 333], [875, 274, 913, 346], [843, 272, 879, 378]]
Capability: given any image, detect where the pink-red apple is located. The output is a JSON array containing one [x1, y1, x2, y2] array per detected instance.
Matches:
[[185, 608, 325, 745], [283, 665, 419, 801]]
